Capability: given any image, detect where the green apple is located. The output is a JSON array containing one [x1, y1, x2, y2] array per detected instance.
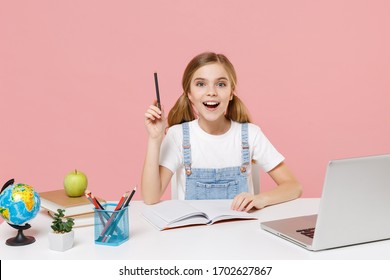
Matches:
[[63, 169, 88, 197]]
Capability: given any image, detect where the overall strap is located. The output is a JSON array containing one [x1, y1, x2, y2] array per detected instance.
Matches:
[[241, 123, 250, 173], [182, 122, 192, 175]]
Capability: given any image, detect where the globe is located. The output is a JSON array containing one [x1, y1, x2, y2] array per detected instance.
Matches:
[[0, 183, 41, 225], [0, 179, 41, 245]]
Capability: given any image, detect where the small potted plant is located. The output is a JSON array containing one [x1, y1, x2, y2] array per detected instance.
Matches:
[[48, 209, 75, 251]]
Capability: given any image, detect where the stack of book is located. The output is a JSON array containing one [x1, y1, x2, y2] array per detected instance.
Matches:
[[39, 189, 106, 228]]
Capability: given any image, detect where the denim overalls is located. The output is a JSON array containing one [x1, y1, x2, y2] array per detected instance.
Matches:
[[182, 122, 250, 200]]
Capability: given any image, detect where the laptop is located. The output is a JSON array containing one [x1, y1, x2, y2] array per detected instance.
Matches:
[[261, 154, 390, 251]]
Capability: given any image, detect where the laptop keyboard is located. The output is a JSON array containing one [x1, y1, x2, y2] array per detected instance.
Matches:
[[296, 227, 315, 238]]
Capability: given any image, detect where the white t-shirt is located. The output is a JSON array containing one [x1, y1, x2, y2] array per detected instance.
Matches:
[[160, 119, 285, 200]]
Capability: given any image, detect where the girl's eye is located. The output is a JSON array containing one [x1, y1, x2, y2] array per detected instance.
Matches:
[[196, 82, 205, 87], [217, 82, 226, 87]]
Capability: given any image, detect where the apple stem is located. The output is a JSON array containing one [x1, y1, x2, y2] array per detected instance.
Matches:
[[75, 169, 77, 174]]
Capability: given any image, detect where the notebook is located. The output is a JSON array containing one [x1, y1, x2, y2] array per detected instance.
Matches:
[[261, 154, 390, 251]]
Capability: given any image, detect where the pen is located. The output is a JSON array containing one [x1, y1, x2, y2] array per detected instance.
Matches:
[[154, 72, 161, 109]]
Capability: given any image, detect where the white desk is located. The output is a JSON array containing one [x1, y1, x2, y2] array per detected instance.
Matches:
[[1, 198, 390, 260]]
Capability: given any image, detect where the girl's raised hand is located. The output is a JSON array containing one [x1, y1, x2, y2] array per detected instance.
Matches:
[[144, 102, 166, 139]]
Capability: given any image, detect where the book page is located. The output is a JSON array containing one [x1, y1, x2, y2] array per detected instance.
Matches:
[[142, 208, 210, 230], [187, 201, 254, 224], [141, 208, 171, 230], [147, 200, 207, 224], [141, 200, 209, 230]]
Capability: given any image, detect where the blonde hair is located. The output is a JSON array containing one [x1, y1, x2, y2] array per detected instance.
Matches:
[[168, 52, 251, 126]]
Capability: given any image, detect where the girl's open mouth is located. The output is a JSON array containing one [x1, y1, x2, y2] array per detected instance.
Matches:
[[203, 101, 220, 109]]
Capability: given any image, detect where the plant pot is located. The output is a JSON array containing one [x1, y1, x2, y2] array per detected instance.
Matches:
[[48, 230, 74, 251]]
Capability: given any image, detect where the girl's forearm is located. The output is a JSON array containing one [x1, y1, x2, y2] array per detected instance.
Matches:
[[141, 137, 164, 204], [258, 181, 302, 208]]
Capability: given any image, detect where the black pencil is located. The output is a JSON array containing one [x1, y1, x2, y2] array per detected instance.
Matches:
[[154, 72, 161, 109], [121, 186, 136, 209], [126, 186, 137, 206]]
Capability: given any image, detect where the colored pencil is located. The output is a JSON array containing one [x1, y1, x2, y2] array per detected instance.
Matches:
[[97, 191, 130, 240], [87, 190, 105, 210], [85, 192, 105, 225], [85, 191, 100, 209], [102, 186, 137, 242], [122, 186, 137, 209]]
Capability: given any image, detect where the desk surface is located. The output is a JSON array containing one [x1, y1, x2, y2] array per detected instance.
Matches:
[[1, 198, 389, 260]]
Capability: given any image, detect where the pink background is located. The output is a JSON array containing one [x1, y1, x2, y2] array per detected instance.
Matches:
[[1, 1, 389, 204]]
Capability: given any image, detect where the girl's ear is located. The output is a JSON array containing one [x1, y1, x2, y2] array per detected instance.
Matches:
[[229, 92, 235, 101]]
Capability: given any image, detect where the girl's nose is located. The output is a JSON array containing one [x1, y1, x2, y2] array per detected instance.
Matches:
[[207, 86, 217, 96]]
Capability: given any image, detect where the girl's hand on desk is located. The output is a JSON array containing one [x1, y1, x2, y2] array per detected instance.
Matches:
[[144, 103, 166, 139], [231, 192, 267, 212]]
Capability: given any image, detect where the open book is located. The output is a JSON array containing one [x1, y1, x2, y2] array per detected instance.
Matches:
[[141, 200, 257, 230]]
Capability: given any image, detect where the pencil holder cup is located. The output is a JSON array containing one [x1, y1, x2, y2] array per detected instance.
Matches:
[[94, 203, 129, 246]]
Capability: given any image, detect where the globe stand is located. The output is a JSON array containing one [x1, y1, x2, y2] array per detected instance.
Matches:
[[6, 223, 36, 246]]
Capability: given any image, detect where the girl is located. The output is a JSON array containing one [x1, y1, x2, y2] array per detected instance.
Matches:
[[142, 52, 302, 212]]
